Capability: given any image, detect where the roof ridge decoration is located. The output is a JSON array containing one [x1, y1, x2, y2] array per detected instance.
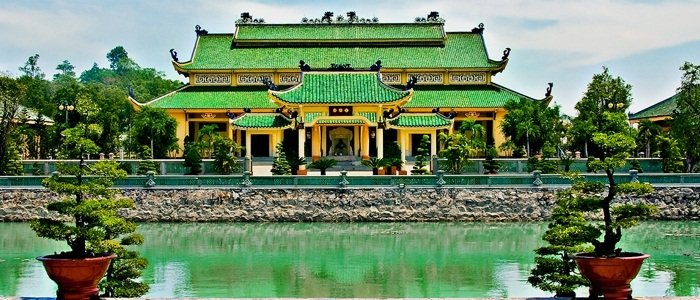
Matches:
[[301, 11, 379, 24], [414, 11, 445, 23], [236, 12, 265, 24]]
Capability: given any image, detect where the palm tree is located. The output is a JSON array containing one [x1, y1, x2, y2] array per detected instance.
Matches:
[[637, 120, 661, 158], [517, 120, 536, 157], [459, 120, 486, 150]]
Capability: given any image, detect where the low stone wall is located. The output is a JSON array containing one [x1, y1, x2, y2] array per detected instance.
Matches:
[[1, 187, 698, 222]]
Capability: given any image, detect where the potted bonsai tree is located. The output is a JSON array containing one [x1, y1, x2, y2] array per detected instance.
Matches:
[[30, 112, 144, 299], [565, 67, 657, 299], [482, 146, 501, 174]]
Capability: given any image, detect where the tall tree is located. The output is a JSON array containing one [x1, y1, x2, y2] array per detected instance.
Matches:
[[54, 60, 76, 79], [501, 98, 563, 157], [0, 75, 26, 174], [128, 106, 179, 158], [106, 46, 136, 71], [671, 62, 700, 172], [570, 67, 632, 158], [636, 120, 661, 158], [18, 54, 45, 79]]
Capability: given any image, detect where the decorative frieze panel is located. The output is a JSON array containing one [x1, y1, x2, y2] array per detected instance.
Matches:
[[194, 74, 232, 85], [279, 73, 301, 85], [448, 72, 488, 85], [236, 73, 273, 85], [380, 73, 402, 84], [407, 73, 444, 85]]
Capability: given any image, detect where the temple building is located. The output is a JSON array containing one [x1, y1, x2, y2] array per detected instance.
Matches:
[[629, 93, 678, 132], [130, 12, 551, 166]]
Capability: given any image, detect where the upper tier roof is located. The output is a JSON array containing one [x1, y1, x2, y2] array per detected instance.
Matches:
[[271, 72, 410, 105], [629, 93, 678, 120], [175, 32, 503, 71], [233, 23, 446, 46]]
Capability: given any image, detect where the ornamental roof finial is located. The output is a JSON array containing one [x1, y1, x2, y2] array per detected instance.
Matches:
[[471, 23, 485, 34]]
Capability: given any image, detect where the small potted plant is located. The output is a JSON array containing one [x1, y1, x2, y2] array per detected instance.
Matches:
[[482, 146, 501, 174], [389, 158, 404, 175], [30, 122, 143, 299], [308, 157, 337, 175], [362, 157, 386, 175]]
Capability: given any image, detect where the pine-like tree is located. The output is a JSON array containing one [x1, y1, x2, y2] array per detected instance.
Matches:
[[270, 142, 291, 175], [411, 135, 430, 175], [183, 143, 202, 175]]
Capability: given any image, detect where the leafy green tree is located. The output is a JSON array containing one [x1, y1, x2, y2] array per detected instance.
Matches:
[[501, 98, 563, 157], [271, 142, 291, 175], [0, 75, 26, 174], [183, 142, 202, 175], [129, 106, 179, 158], [18, 54, 45, 79], [656, 134, 685, 173], [671, 62, 700, 172], [636, 120, 661, 158], [482, 146, 501, 174], [570, 67, 633, 158], [529, 180, 591, 297], [198, 124, 217, 158], [106, 46, 136, 72], [439, 132, 477, 174], [411, 135, 430, 175], [212, 137, 240, 174], [54, 60, 76, 79]]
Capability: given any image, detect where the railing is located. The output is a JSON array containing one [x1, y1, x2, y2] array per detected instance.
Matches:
[[2, 171, 699, 188], [19, 159, 246, 176]]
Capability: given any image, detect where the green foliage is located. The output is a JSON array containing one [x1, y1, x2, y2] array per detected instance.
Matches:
[[384, 140, 401, 159], [629, 159, 643, 173], [287, 156, 307, 175], [558, 67, 657, 258], [635, 120, 661, 158], [0, 75, 26, 175], [361, 157, 387, 169], [529, 188, 593, 296], [308, 157, 337, 175], [656, 135, 685, 173], [29, 159, 149, 297], [212, 137, 240, 174], [571, 67, 633, 158], [183, 143, 202, 175], [136, 160, 159, 175], [198, 124, 218, 158], [559, 151, 575, 172], [411, 135, 431, 175], [439, 131, 476, 174], [482, 146, 501, 174], [128, 106, 179, 158], [526, 157, 558, 174], [501, 98, 564, 157], [271, 142, 291, 175], [671, 62, 700, 172], [32, 162, 44, 175]]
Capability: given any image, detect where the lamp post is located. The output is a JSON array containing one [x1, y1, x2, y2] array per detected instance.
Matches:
[[58, 101, 75, 157], [58, 101, 75, 124]]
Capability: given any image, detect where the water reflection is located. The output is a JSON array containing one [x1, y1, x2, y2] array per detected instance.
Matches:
[[1, 222, 698, 297]]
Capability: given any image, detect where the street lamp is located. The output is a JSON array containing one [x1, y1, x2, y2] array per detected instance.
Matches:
[[58, 101, 75, 157], [58, 101, 75, 124]]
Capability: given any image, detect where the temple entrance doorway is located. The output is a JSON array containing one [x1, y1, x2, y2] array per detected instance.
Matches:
[[250, 134, 270, 157]]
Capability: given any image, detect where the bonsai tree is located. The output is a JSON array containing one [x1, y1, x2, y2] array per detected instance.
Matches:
[[30, 120, 148, 298], [528, 176, 592, 297], [308, 157, 337, 175], [411, 135, 430, 175], [629, 158, 643, 173], [482, 146, 501, 174], [136, 146, 159, 175], [271, 142, 291, 175], [362, 157, 387, 175], [564, 67, 657, 299]]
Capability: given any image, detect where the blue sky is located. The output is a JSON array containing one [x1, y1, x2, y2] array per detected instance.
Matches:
[[1, 0, 699, 115]]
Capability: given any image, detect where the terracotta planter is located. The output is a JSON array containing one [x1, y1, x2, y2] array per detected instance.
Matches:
[[37, 253, 116, 300], [377, 168, 386, 175], [296, 169, 307, 175], [399, 170, 408, 175], [390, 166, 397, 175], [574, 252, 649, 300]]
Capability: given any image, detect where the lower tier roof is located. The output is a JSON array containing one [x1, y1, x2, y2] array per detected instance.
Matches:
[[143, 83, 539, 110]]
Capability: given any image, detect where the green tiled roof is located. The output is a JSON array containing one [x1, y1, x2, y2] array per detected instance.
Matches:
[[179, 33, 500, 70], [629, 93, 678, 120], [388, 114, 452, 128], [316, 119, 366, 125], [271, 72, 408, 104], [235, 23, 444, 41], [231, 114, 292, 128], [405, 84, 538, 108], [356, 111, 377, 122], [304, 112, 325, 123], [147, 86, 277, 109]]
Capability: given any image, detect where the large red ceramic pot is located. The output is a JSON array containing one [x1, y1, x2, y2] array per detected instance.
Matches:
[[574, 252, 649, 300], [37, 253, 116, 300]]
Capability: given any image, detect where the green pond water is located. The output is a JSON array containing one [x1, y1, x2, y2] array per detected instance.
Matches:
[[0, 221, 698, 298]]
